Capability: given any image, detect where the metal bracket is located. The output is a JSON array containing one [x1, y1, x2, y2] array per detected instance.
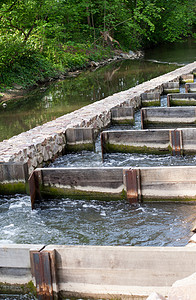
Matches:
[[170, 129, 183, 156], [29, 170, 42, 209], [30, 250, 57, 300], [123, 168, 141, 205]]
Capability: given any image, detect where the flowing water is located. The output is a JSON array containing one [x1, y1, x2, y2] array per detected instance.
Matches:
[[0, 40, 196, 250]]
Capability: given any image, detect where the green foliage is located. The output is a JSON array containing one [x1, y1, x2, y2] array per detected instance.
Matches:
[[0, 0, 195, 89]]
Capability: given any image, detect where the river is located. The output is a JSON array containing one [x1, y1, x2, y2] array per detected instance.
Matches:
[[0, 39, 196, 248]]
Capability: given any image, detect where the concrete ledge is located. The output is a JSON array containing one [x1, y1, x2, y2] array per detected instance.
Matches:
[[0, 162, 28, 194], [167, 93, 196, 106], [163, 82, 180, 94], [29, 166, 196, 207], [180, 74, 194, 83], [1, 243, 196, 299], [0, 244, 44, 295], [141, 107, 196, 129], [101, 128, 196, 155], [111, 106, 134, 124], [141, 92, 160, 107], [65, 127, 95, 152], [185, 83, 196, 93]]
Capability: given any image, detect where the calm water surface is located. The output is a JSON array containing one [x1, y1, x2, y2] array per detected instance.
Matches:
[[0, 61, 178, 141]]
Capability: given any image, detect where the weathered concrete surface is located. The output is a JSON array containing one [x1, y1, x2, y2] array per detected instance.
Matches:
[[29, 166, 196, 205], [65, 127, 95, 151], [167, 93, 196, 106], [141, 107, 196, 129], [111, 106, 134, 124], [0, 62, 195, 177], [44, 244, 196, 299], [1, 243, 196, 299], [101, 128, 196, 155], [163, 82, 180, 94], [0, 162, 28, 194], [29, 167, 125, 208], [0, 244, 44, 294], [180, 74, 194, 83], [141, 92, 160, 107], [185, 83, 196, 93]]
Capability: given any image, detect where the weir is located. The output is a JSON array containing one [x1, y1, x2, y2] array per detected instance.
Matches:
[[185, 82, 196, 92], [0, 61, 196, 299], [167, 93, 196, 106], [100, 128, 196, 155], [141, 107, 196, 129], [29, 166, 196, 208]]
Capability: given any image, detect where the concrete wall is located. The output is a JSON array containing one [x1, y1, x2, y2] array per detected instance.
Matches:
[[167, 93, 196, 106], [141, 92, 160, 107], [29, 166, 196, 206], [101, 128, 196, 155], [0, 244, 44, 294], [1, 244, 196, 299], [185, 83, 196, 92], [0, 162, 28, 194], [141, 107, 196, 129], [0, 62, 195, 179]]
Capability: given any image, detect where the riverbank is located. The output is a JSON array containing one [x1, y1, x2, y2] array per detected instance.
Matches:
[[0, 48, 143, 103]]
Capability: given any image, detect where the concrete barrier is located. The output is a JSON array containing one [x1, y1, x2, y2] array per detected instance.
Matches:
[[141, 107, 196, 129], [180, 74, 194, 83], [1, 244, 196, 299], [111, 106, 134, 124], [29, 167, 125, 208], [163, 82, 179, 94], [141, 93, 160, 107], [167, 93, 196, 106], [0, 244, 44, 295], [65, 127, 95, 152], [185, 83, 196, 93], [101, 128, 196, 155], [29, 166, 196, 207], [0, 162, 28, 194]]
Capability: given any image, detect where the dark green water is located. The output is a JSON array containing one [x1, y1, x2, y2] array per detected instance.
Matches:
[[0, 60, 178, 141]]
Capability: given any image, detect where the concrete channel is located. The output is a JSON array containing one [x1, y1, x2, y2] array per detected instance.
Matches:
[[0, 62, 196, 299]]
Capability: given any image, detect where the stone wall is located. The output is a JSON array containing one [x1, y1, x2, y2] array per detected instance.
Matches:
[[0, 62, 195, 176]]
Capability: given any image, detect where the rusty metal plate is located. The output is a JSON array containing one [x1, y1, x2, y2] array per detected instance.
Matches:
[[32, 251, 53, 300], [170, 130, 182, 156], [28, 171, 42, 209], [124, 169, 139, 205]]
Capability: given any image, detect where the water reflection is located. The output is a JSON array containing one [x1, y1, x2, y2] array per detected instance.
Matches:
[[0, 60, 177, 141]]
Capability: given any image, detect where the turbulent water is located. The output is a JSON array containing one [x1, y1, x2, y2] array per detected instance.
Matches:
[[1, 194, 196, 247]]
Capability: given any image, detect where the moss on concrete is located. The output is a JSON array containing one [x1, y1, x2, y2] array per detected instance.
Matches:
[[181, 79, 194, 83], [170, 100, 196, 106], [103, 142, 170, 155], [111, 119, 135, 125], [0, 281, 36, 296], [0, 182, 27, 195], [66, 143, 95, 152], [143, 197, 196, 203], [141, 100, 160, 107], [39, 185, 126, 201], [163, 89, 180, 94]]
